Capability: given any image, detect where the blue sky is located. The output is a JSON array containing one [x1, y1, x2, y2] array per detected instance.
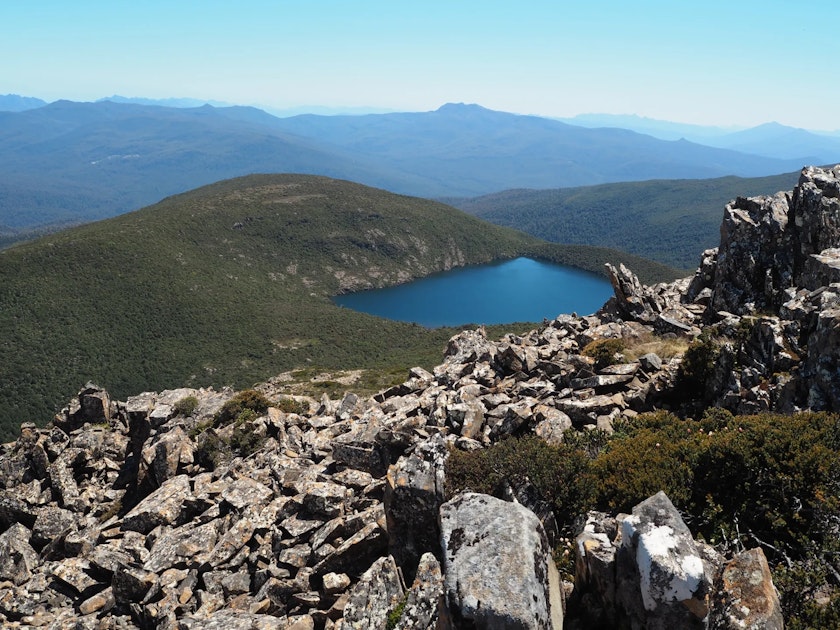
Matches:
[[3, 0, 838, 129]]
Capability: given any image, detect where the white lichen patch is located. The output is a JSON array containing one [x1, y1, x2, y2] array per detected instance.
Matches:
[[632, 524, 704, 611]]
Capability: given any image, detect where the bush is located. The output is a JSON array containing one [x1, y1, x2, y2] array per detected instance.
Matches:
[[446, 411, 840, 626], [446, 435, 595, 535], [277, 397, 309, 415], [215, 389, 271, 425], [678, 335, 720, 399], [195, 430, 226, 470], [581, 338, 625, 368], [592, 410, 840, 555], [173, 395, 199, 417]]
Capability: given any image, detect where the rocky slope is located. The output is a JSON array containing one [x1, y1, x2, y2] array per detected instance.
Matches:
[[2, 165, 840, 628]]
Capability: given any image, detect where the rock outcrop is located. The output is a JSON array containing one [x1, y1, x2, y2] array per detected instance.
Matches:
[[6, 165, 840, 627]]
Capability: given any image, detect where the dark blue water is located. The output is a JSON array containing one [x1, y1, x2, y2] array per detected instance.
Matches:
[[332, 257, 613, 327]]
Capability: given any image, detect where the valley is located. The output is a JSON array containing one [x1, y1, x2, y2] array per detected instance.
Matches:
[[0, 174, 676, 443]]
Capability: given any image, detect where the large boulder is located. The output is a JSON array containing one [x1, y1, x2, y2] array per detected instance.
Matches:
[[439, 492, 563, 629], [0, 523, 39, 585], [574, 492, 723, 630], [710, 165, 840, 315]]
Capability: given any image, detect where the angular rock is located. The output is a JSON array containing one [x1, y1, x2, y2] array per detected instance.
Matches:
[[31, 505, 75, 549], [313, 520, 387, 577], [617, 491, 715, 630], [112, 564, 158, 603], [121, 474, 193, 534], [51, 557, 100, 593], [340, 555, 404, 630], [144, 521, 218, 573], [79, 586, 116, 615], [0, 523, 39, 586], [393, 552, 445, 630], [708, 547, 783, 630], [440, 492, 562, 629], [221, 476, 274, 511], [301, 481, 350, 518], [384, 436, 447, 579]]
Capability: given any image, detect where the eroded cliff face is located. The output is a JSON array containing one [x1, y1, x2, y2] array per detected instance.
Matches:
[[4, 166, 840, 628]]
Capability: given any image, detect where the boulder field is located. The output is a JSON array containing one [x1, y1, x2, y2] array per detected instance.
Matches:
[[3, 164, 840, 628]]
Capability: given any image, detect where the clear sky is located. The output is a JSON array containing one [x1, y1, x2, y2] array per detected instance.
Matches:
[[3, 0, 838, 129]]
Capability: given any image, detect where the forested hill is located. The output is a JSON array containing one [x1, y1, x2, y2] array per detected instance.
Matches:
[[0, 174, 678, 441], [448, 171, 801, 270]]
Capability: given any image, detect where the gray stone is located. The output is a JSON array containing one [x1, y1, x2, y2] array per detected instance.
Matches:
[[341, 555, 404, 629], [121, 474, 193, 534], [31, 505, 75, 548], [144, 521, 218, 573], [384, 436, 447, 579], [313, 521, 387, 577], [0, 523, 39, 586], [393, 552, 445, 630], [617, 491, 716, 630], [112, 564, 158, 603], [638, 352, 663, 372], [440, 492, 562, 629]]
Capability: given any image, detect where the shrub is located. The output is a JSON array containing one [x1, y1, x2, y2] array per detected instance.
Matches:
[[678, 335, 720, 399], [230, 416, 265, 457], [592, 410, 840, 556], [276, 397, 309, 415], [188, 418, 213, 439], [446, 435, 594, 535], [215, 389, 271, 425], [446, 411, 840, 626], [194, 430, 226, 470], [173, 395, 199, 417], [581, 338, 625, 368]]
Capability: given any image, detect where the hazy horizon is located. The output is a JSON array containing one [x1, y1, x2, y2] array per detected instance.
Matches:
[[3, 1, 839, 130]]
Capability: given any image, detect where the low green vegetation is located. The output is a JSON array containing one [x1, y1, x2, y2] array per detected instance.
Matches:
[[192, 390, 274, 469], [581, 338, 626, 369], [445, 409, 840, 626], [173, 395, 199, 417], [451, 171, 800, 270], [386, 594, 409, 630], [214, 389, 272, 426]]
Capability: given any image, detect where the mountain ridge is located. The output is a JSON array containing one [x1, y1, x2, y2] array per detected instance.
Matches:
[[0, 99, 811, 236], [448, 171, 802, 270]]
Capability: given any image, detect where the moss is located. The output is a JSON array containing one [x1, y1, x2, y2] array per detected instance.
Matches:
[[386, 594, 409, 630]]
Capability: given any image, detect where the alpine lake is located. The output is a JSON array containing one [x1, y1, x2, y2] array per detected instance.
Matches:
[[332, 257, 614, 327]]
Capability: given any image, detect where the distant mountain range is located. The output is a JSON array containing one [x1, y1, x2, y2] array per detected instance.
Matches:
[[0, 94, 48, 112], [559, 113, 840, 163], [0, 98, 821, 235]]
